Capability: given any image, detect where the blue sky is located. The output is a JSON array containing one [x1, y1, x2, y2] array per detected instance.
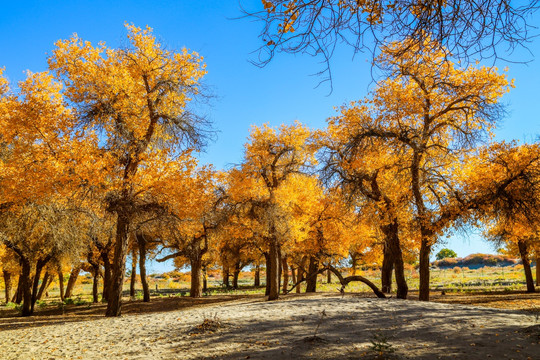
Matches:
[[2, 1, 539, 271]]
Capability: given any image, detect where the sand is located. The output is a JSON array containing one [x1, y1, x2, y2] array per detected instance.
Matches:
[[0, 293, 538, 359]]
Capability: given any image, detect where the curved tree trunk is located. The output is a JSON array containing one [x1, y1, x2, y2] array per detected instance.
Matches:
[[64, 265, 81, 299], [137, 233, 150, 302], [267, 239, 280, 300], [518, 240, 535, 293], [305, 256, 318, 293], [382, 221, 408, 299], [130, 247, 137, 299], [418, 240, 431, 301], [3, 270, 11, 304], [106, 214, 130, 317]]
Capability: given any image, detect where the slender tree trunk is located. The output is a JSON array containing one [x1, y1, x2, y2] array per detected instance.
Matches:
[[57, 269, 65, 302], [101, 251, 112, 303], [254, 264, 260, 287], [264, 253, 270, 295], [381, 244, 393, 293], [3, 270, 11, 304], [190, 254, 202, 298], [327, 268, 332, 284], [13, 274, 23, 304], [232, 262, 240, 289], [291, 266, 297, 289], [202, 264, 208, 293], [418, 239, 431, 301], [297, 256, 307, 294], [136, 233, 150, 302], [518, 240, 535, 293], [64, 266, 81, 299], [36, 271, 51, 300], [267, 239, 280, 300], [31, 260, 48, 313], [535, 252, 539, 286], [130, 246, 137, 298], [20, 258, 32, 316], [281, 256, 289, 294], [305, 256, 318, 293], [106, 213, 130, 317]]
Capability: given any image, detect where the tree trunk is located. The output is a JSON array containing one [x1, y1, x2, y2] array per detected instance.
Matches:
[[267, 239, 280, 300], [281, 256, 289, 294], [106, 213, 130, 317], [351, 253, 358, 276], [64, 266, 81, 299], [3, 270, 11, 304], [31, 260, 48, 313], [57, 269, 65, 302], [536, 253, 540, 287], [291, 267, 297, 289], [518, 240, 535, 293], [418, 239, 431, 301], [20, 258, 32, 316], [36, 271, 51, 300], [222, 265, 230, 288], [327, 268, 332, 284], [232, 262, 240, 289], [381, 244, 393, 293], [297, 256, 307, 294], [13, 274, 23, 304], [137, 233, 150, 302], [130, 246, 137, 298], [383, 221, 408, 299], [190, 254, 202, 298], [305, 256, 318, 293], [101, 251, 112, 303], [254, 264, 260, 287], [202, 264, 208, 293], [264, 253, 270, 295]]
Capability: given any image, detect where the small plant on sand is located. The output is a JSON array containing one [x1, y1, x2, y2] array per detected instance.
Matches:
[[190, 313, 225, 335], [303, 309, 328, 343], [369, 330, 395, 355]]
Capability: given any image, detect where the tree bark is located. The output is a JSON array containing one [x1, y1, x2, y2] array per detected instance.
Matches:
[[264, 253, 270, 295], [222, 265, 230, 288], [202, 264, 208, 293], [382, 221, 408, 299], [57, 269, 65, 302], [232, 262, 240, 289], [106, 213, 130, 317], [305, 256, 318, 293], [536, 252, 540, 287], [130, 246, 137, 298], [281, 256, 289, 294], [418, 239, 431, 301], [137, 233, 150, 302], [64, 265, 81, 299], [13, 274, 23, 304], [291, 267, 297, 287], [381, 243, 393, 293], [3, 270, 11, 304], [327, 268, 332, 284], [20, 258, 32, 316], [190, 254, 203, 298], [254, 264, 260, 287], [100, 250, 112, 303], [267, 239, 280, 300], [36, 271, 51, 300], [518, 240, 535, 293], [297, 256, 307, 294]]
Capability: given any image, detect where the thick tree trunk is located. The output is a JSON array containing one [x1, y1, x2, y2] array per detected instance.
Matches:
[[232, 262, 240, 289], [281, 256, 289, 294], [518, 240, 535, 293], [190, 255, 203, 298], [327, 268, 332, 284], [3, 270, 11, 304], [267, 239, 280, 300], [13, 274, 23, 304], [137, 234, 150, 302], [254, 264, 260, 287], [31, 259, 48, 313], [106, 214, 130, 317], [381, 244, 393, 293], [202, 264, 208, 293], [222, 265, 230, 288], [101, 251, 112, 303], [351, 253, 358, 276], [305, 256, 318, 293], [57, 269, 65, 302], [36, 271, 51, 301], [264, 253, 270, 295], [64, 266, 81, 299], [418, 239, 431, 301], [382, 222, 408, 299], [130, 247, 137, 298], [20, 258, 32, 316], [291, 267, 297, 288]]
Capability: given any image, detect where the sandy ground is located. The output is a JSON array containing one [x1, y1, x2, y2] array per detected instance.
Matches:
[[0, 293, 538, 360]]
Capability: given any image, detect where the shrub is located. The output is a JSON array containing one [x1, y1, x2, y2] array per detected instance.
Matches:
[[453, 266, 461, 273]]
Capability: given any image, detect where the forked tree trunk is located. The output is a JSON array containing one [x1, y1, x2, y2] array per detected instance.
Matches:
[[3, 270, 11, 304], [381, 244, 393, 293], [137, 234, 150, 302], [20, 258, 32, 316], [37, 271, 51, 300], [106, 214, 130, 317], [518, 240, 535, 293], [305, 256, 318, 293], [281, 256, 289, 294], [64, 266, 81, 299], [254, 264, 260, 287], [57, 269, 65, 302], [190, 254, 203, 298], [267, 239, 280, 300], [130, 247, 137, 298], [418, 240, 431, 301], [383, 221, 408, 299], [297, 256, 307, 294]]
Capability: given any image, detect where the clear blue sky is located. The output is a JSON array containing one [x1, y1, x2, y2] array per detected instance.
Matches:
[[2, 1, 539, 271]]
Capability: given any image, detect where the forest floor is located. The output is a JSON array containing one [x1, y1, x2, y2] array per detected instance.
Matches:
[[0, 291, 539, 359]]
